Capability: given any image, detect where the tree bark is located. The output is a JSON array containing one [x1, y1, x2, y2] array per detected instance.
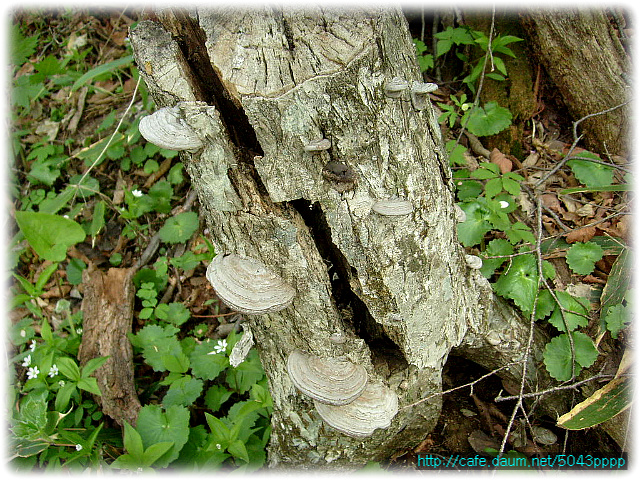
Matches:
[[520, 9, 630, 156], [129, 7, 564, 467]]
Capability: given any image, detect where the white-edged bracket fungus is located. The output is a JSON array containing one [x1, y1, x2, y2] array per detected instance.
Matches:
[[371, 198, 413, 216], [138, 105, 203, 151], [206, 254, 295, 315], [287, 349, 368, 406], [304, 138, 331, 152], [384, 76, 409, 98], [465, 254, 483, 270], [410, 81, 438, 111], [314, 383, 399, 438]]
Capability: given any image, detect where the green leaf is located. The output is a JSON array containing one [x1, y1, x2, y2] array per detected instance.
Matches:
[[163, 375, 203, 407], [155, 302, 191, 326], [226, 349, 266, 394], [566, 241, 604, 275], [77, 377, 102, 396], [82, 356, 109, 377], [162, 352, 190, 374], [456, 199, 493, 247], [122, 421, 144, 459], [543, 332, 599, 382], [603, 303, 630, 339], [66, 258, 86, 285], [190, 341, 230, 381], [534, 288, 556, 320], [204, 385, 234, 413], [479, 238, 513, 278], [557, 376, 630, 430], [228, 439, 250, 464], [15, 211, 86, 262], [136, 404, 190, 468], [567, 152, 614, 187], [71, 55, 133, 91], [463, 102, 512, 137], [129, 324, 182, 372], [547, 291, 589, 332], [88, 200, 106, 237], [56, 357, 81, 381], [205, 413, 232, 444], [493, 254, 548, 315], [10, 25, 39, 66], [158, 211, 199, 244]]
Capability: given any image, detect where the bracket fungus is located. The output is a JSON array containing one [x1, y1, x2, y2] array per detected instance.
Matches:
[[384, 76, 409, 98], [410, 81, 438, 111], [139, 105, 203, 151], [304, 138, 332, 152], [206, 254, 295, 315], [287, 349, 368, 406], [314, 383, 399, 438], [371, 198, 413, 216], [465, 254, 483, 270]]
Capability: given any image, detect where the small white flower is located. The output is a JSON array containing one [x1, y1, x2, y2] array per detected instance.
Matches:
[[27, 366, 40, 379], [30, 340, 37, 352], [75, 444, 83, 451], [20, 329, 26, 338], [49, 364, 59, 377], [214, 339, 227, 354], [59, 380, 66, 387], [63, 215, 69, 219], [22, 354, 31, 367], [76, 328, 83, 335], [216, 443, 222, 450], [132, 189, 143, 198], [499, 200, 510, 209]]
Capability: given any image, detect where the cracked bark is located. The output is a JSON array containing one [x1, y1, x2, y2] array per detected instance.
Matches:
[[129, 7, 566, 467]]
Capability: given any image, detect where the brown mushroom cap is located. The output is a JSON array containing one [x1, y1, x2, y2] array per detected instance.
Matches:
[[314, 383, 399, 437], [287, 349, 368, 406], [206, 254, 295, 314]]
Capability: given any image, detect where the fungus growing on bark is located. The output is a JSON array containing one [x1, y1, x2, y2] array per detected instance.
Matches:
[[205, 254, 295, 314], [410, 81, 438, 110], [304, 138, 332, 152], [465, 254, 483, 270], [314, 383, 399, 438], [287, 349, 368, 406], [371, 198, 413, 216], [138, 105, 203, 151], [384, 76, 409, 98]]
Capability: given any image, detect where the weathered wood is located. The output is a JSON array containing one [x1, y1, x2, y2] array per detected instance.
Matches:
[[520, 9, 630, 156], [129, 7, 563, 467], [78, 267, 141, 427]]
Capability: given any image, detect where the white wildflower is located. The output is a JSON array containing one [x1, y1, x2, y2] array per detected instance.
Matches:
[[22, 354, 31, 367], [132, 189, 143, 198], [49, 364, 59, 377], [27, 366, 40, 379]]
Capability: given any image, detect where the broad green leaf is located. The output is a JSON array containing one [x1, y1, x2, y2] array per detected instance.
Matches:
[[567, 152, 614, 187], [226, 349, 265, 394], [190, 341, 229, 381], [566, 241, 604, 275], [228, 439, 250, 463], [136, 404, 190, 468], [15, 211, 85, 262], [77, 377, 102, 396], [122, 421, 144, 459], [205, 413, 231, 444], [82, 356, 109, 377], [479, 238, 513, 278], [89, 200, 106, 237], [158, 211, 199, 244], [494, 254, 552, 315], [155, 302, 190, 326], [457, 200, 493, 247], [204, 384, 234, 412], [66, 257, 86, 285], [547, 291, 589, 332], [463, 102, 512, 137], [56, 357, 81, 381], [603, 303, 630, 339], [601, 250, 630, 312], [543, 331, 598, 381], [162, 375, 203, 407]]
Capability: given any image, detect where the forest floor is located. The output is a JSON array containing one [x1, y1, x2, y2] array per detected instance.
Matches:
[[9, 7, 630, 472]]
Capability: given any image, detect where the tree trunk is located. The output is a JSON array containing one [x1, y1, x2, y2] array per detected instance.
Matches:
[[520, 9, 630, 156], [129, 7, 563, 468]]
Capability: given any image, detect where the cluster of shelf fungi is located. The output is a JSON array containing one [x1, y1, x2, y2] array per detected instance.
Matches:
[[138, 76, 444, 438]]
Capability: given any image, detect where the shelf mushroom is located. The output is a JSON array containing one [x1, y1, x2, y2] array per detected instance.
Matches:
[[206, 254, 295, 314], [371, 198, 413, 216], [287, 349, 368, 406], [314, 383, 399, 438], [139, 105, 203, 151]]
